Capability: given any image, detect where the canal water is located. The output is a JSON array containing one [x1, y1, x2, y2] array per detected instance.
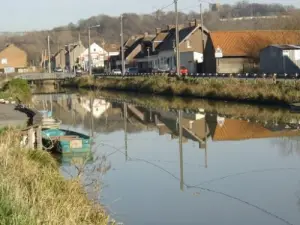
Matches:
[[33, 92, 300, 225]]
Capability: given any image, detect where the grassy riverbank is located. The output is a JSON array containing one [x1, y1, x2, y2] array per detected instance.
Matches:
[[65, 76, 300, 104], [0, 130, 108, 225]]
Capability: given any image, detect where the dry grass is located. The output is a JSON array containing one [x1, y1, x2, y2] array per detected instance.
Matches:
[[65, 76, 300, 104], [0, 130, 108, 225]]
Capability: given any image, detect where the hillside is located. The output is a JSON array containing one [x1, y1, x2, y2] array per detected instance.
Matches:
[[0, 1, 299, 65]]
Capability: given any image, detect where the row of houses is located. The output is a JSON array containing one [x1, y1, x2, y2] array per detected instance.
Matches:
[[46, 41, 120, 72], [2, 19, 300, 74], [113, 19, 300, 74]]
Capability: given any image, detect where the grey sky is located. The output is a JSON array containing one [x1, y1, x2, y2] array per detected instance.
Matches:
[[1, 0, 299, 31]]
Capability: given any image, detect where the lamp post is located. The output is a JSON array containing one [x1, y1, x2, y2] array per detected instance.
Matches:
[[88, 25, 101, 76], [147, 47, 150, 72], [174, 0, 180, 76], [120, 14, 125, 75]]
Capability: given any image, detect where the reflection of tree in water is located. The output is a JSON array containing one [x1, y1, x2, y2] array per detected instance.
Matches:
[[272, 137, 300, 157]]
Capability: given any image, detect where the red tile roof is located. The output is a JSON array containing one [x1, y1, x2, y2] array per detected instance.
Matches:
[[212, 119, 300, 141], [210, 30, 300, 57]]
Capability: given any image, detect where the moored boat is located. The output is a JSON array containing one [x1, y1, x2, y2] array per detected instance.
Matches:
[[42, 128, 92, 154], [290, 103, 300, 113]]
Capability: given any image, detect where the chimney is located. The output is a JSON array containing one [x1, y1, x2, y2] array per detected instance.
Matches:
[[167, 25, 176, 30], [189, 21, 196, 27], [155, 28, 161, 34]]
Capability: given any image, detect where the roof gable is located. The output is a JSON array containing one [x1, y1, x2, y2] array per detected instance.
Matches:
[[157, 25, 208, 52], [210, 30, 300, 57], [0, 44, 26, 55]]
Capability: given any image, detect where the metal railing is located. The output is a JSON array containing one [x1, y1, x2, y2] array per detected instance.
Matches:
[[94, 72, 300, 80]]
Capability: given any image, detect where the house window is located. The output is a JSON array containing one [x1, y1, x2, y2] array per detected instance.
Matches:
[[94, 48, 96, 52], [186, 40, 191, 48]]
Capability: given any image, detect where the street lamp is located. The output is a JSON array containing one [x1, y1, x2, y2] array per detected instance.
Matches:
[[147, 47, 150, 72], [88, 24, 101, 76]]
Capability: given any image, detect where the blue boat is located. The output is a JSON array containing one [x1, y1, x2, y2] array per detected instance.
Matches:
[[42, 128, 92, 154]]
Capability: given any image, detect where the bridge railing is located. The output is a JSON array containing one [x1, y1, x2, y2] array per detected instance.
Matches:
[[16, 73, 76, 81]]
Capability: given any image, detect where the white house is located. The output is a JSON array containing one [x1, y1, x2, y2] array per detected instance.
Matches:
[[80, 97, 111, 118], [80, 43, 108, 69]]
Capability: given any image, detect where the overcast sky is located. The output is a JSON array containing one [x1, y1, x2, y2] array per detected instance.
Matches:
[[1, 0, 299, 31]]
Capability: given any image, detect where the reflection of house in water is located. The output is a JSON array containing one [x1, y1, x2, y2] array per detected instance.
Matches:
[[79, 97, 111, 119], [207, 114, 300, 141], [155, 110, 209, 148], [32, 94, 300, 142]]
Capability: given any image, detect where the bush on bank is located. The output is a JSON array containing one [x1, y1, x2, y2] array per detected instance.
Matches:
[[65, 75, 300, 104], [0, 129, 108, 225], [0, 78, 31, 103]]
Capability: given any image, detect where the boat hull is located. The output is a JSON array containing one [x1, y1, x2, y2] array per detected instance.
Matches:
[[42, 129, 92, 154]]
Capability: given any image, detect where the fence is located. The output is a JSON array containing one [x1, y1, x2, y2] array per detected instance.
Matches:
[[94, 72, 300, 80]]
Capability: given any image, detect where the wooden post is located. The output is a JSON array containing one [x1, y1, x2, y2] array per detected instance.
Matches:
[[178, 110, 184, 191], [36, 126, 42, 150], [28, 127, 34, 149]]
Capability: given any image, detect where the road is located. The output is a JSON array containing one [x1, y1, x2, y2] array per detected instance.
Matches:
[[0, 104, 28, 128]]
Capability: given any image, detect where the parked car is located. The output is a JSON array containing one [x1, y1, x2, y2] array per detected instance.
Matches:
[[76, 68, 83, 76], [156, 64, 170, 73], [170, 66, 189, 75], [54, 67, 63, 72], [112, 69, 122, 75], [126, 67, 139, 74]]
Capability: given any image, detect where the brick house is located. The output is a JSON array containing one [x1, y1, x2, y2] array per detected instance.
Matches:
[[52, 48, 66, 70], [204, 30, 300, 73], [116, 34, 155, 70], [0, 44, 27, 73], [65, 41, 86, 71]]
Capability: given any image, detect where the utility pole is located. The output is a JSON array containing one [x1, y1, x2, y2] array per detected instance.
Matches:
[[124, 102, 128, 161], [200, 2, 205, 72], [120, 14, 125, 75], [178, 109, 184, 191], [87, 25, 100, 76], [47, 35, 51, 73], [147, 47, 150, 72], [174, 0, 180, 76], [88, 28, 91, 76]]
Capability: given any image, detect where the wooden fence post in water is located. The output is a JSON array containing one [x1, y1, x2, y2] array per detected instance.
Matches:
[[27, 127, 35, 149], [36, 126, 42, 150]]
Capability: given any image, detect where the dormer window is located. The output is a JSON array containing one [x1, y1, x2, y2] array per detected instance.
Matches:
[[186, 40, 191, 48]]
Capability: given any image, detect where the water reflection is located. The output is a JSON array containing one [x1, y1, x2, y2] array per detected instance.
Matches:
[[32, 92, 300, 225]]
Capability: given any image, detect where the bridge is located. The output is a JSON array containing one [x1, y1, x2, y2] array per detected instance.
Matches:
[[16, 73, 76, 82]]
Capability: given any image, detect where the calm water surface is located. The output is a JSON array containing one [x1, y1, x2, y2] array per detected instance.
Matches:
[[33, 92, 300, 225]]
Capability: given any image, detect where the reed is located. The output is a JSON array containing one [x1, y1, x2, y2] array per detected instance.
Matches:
[[0, 129, 108, 225]]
